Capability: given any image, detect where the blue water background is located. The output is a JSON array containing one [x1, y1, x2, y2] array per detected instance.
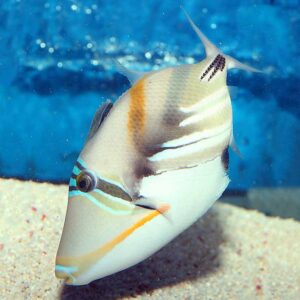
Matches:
[[0, 0, 299, 189]]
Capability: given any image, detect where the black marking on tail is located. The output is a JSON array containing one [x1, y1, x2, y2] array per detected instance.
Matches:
[[201, 54, 226, 81]]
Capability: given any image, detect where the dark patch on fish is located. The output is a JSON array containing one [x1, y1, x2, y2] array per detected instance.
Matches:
[[71, 173, 77, 179], [75, 161, 85, 170], [134, 161, 155, 179], [135, 203, 155, 210], [221, 146, 229, 171]]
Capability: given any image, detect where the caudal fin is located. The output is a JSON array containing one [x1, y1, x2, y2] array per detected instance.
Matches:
[[181, 7, 261, 73]]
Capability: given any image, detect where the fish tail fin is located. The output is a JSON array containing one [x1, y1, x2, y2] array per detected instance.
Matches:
[[181, 7, 261, 73], [225, 56, 261, 73]]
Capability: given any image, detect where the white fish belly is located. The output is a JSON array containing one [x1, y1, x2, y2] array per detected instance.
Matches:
[[75, 155, 229, 285]]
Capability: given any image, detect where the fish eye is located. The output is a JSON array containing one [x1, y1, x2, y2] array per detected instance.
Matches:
[[76, 171, 96, 193]]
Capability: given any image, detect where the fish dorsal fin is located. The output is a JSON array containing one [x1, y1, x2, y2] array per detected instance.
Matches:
[[114, 59, 146, 85], [86, 100, 113, 142], [181, 7, 262, 73], [181, 7, 218, 58]]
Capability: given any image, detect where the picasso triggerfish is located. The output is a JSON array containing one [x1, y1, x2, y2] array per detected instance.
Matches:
[[55, 9, 258, 285]]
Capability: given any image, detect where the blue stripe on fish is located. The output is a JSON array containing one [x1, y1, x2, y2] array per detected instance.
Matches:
[[69, 177, 76, 187], [77, 157, 87, 169]]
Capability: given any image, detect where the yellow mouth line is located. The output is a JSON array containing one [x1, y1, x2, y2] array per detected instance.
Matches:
[[56, 205, 170, 282]]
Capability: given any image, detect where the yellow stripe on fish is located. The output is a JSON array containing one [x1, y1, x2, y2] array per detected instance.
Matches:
[[56, 206, 168, 284]]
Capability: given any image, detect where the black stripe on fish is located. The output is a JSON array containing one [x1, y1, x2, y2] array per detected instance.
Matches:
[[135, 204, 155, 210], [76, 161, 85, 170], [96, 179, 132, 202], [201, 54, 226, 81], [86, 100, 114, 142], [134, 158, 155, 179], [71, 168, 132, 202], [71, 173, 77, 179], [69, 177, 132, 202]]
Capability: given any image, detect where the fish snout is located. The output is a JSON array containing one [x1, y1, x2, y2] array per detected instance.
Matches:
[[55, 262, 78, 284]]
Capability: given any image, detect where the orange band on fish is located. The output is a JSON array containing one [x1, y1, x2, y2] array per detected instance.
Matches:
[[128, 78, 146, 144]]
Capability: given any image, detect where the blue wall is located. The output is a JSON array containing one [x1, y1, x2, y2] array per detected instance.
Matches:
[[0, 0, 299, 188]]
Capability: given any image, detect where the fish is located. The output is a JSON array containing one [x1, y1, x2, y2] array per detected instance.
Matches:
[[55, 9, 258, 285]]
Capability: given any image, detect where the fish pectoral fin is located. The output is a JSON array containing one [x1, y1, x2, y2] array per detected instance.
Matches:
[[134, 196, 158, 210], [114, 59, 147, 85], [86, 100, 113, 142], [135, 197, 171, 215]]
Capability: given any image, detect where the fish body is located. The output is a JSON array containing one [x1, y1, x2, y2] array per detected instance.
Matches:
[[55, 10, 257, 285], [82, 60, 231, 193]]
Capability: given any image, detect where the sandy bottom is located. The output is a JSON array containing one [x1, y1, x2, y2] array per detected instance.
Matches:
[[0, 179, 300, 299]]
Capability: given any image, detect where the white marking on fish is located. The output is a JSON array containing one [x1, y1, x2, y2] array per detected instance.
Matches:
[[180, 87, 228, 113], [180, 98, 229, 127], [161, 121, 232, 148], [149, 128, 231, 161]]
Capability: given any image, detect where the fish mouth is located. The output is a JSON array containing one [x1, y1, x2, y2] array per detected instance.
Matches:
[[55, 263, 78, 285]]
